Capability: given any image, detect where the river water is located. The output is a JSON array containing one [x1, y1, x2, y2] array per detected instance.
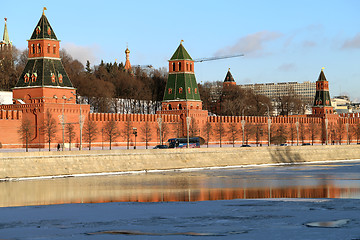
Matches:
[[1, 160, 360, 207], [1, 161, 360, 239]]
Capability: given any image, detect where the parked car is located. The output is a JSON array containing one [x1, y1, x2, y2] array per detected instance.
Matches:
[[153, 145, 169, 149], [302, 143, 311, 146], [240, 144, 251, 147], [280, 143, 288, 146]]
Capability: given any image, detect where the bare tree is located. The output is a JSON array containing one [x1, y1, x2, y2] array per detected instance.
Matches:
[[103, 120, 120, 150], [202, 121, 212, 148], [271, 123, 288, 145], [65, 123, 76, 151], [83, 118, 98, 150], [141, 121, 152, 149], [214, 120, 225, 147], [42, 110, 57, 151], [254, 123, 264, 146], [337, 120, 345, 145], [227, 122, 239, 147], [289, 123, 296, 145], [18, 118, 33, 152], [309, 121, 319, 145], [299, 122, 306, 144], [189, 117, 199, 137], [157, 122, 170, 144], [354, 122, 360, 144]]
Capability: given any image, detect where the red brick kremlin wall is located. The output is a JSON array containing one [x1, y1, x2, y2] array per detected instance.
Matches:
[[1, 105, 360, 149]]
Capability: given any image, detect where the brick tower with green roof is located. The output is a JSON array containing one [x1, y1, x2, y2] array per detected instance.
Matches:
[[13, 9, 75, 104], [8, 9, 90, 149], [160, 41, 207, 137], [312, 68, 334, 116]]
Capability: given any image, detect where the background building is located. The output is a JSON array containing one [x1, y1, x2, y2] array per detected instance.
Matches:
[[240, 81, 316, 105]]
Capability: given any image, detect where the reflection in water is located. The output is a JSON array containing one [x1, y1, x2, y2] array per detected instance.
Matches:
[[1, 163, 360, 207]]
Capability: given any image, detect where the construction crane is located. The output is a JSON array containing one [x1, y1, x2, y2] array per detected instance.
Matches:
[[193, 54, 244, 63]]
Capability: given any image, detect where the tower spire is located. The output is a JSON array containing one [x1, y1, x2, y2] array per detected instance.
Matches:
[[2, 18, 10, 45]]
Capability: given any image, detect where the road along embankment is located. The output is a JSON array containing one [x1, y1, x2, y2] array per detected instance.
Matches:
[[1, 145, 359, 179]]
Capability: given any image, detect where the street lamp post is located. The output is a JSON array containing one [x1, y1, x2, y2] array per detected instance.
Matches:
[[325, 118, 329, 145], [56, 95, 72, 151], [72, 91, 83, 150], [38, 127, 41, 152], [346, 115, 350, 145], [296, 121, 299, 146], [261, 102, 271, 146], [186, 116, 191, 148], [133, 127, 138, 149], [241, 119, 246, 145], [157, 117, 162, 145]]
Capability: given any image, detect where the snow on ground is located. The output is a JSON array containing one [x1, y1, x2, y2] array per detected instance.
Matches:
[[1, 198, 360, 240]]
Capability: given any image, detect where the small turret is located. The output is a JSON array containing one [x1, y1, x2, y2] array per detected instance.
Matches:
[[223, 68, 236, 88], [124, 47, 131, 71], [312, 68, 334, 115]]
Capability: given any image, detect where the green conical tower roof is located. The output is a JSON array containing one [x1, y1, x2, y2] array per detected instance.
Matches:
[[170, 42, 192, 60], [30, 13, 57, 40]]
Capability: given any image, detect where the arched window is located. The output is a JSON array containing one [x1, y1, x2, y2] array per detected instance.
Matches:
[[179, 104, 182, 110], [190, 63, 192, 71], [32, 44, 35, 54], [172, 63, 175, 71], [38, 44, 41, 53], [178, 62, 181, 71], [186, 63, 189, 71], [168, 104, 172, 110], [47, 44, 50, 53], [53, 45, 56, 54]]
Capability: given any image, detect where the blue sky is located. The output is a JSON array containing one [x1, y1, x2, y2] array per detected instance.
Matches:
[[1, 0, 360, 100]]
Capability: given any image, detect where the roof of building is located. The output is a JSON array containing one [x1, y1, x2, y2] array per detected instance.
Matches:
[[170, 42, 192, 61], [224, 68, 235, 82], [317, 68, 327, 81], [30, 13, 57, 40], [15, 58, 73, 88]]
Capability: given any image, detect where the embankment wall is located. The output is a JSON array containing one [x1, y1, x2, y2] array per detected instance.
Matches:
[[1, 145, 359, 179]]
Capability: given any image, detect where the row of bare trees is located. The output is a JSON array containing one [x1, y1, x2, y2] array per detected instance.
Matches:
[[200, 120, 360, 147]]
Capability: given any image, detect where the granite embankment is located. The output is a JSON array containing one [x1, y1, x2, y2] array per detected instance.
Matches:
[[1, 145, 359, 179]]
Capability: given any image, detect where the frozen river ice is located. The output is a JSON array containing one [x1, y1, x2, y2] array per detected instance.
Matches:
[[1, 160, 360, 239]]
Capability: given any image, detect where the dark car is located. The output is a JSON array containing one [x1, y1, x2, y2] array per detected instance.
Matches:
[[240, 144, 251, 147], [153, 145, 169, 149], [302, 143, 311, 146], [280, 143, 288, 146]]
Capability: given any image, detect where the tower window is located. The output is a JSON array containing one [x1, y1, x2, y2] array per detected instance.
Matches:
[[32, 44, 35, 54], [186, 63, 189, 71], [38, 44, 41, 53], [178, 62, 181, 71], [190, 63, 192, 71], [53, 45, 56, 54], [47, 44, 50, 53], [172, 63, 175, 71]]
